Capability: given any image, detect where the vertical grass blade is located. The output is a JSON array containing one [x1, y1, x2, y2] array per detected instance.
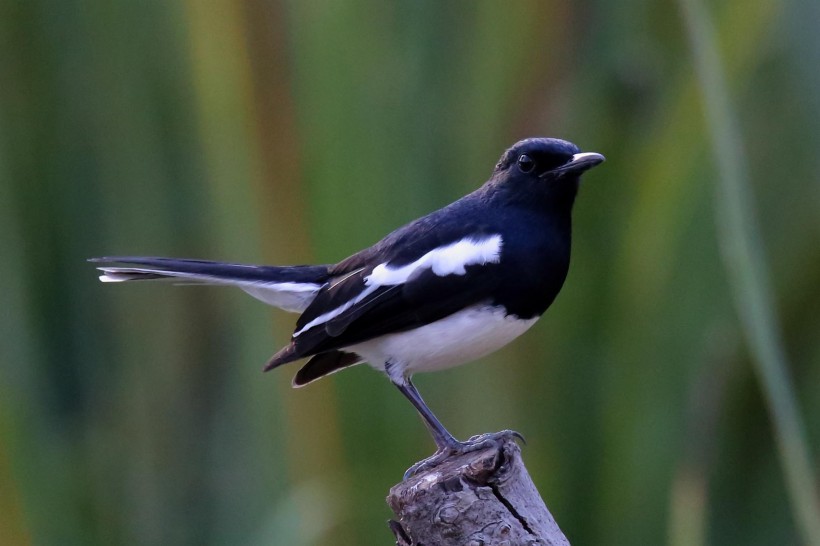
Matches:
[[677, 0, 820, 542]]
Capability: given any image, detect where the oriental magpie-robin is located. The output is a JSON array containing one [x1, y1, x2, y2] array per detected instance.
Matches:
[[92, 137, 604, 477]]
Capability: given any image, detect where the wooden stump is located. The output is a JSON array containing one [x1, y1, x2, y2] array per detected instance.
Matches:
[[387, 439, 570, 545]]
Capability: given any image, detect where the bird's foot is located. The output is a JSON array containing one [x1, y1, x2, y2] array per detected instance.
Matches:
[[464, 429, 526, 446], [403, 429, 525, 480]]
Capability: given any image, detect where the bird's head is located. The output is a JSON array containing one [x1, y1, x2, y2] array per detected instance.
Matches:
[[490, 138, 605, 208]]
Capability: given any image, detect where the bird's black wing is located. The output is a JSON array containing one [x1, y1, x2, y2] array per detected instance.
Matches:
[[263, 192, 507, 367], [262, 187, 509, 373], [265, 259, 502, 370]]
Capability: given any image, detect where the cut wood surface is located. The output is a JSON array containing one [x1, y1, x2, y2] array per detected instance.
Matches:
[[387, 439, 570, 545]]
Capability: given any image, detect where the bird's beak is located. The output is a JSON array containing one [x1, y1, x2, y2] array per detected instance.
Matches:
[[547, 152, 606, 178]]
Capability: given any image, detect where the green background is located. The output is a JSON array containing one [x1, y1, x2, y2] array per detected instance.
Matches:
[[1, 0, 819, 544]]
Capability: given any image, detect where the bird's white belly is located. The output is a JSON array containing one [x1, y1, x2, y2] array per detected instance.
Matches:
[[348, 305, 538, 377]]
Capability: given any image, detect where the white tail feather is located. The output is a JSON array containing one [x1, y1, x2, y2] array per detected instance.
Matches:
[[97, 266, 321, 312]]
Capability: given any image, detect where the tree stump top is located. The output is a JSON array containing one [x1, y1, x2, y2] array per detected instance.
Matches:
[[387, 439, 570, 546]]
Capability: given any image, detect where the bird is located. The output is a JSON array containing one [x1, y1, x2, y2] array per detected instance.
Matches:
[[91, 137, 604, 478]]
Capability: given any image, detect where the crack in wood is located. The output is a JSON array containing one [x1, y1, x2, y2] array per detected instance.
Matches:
[[387, 438, 570, 545], [489, 480, 536, 536]]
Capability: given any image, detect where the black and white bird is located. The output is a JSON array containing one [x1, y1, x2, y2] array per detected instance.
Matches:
[[92, 137, 604, 477]]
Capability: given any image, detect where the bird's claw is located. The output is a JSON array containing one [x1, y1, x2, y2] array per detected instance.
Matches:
[[402, 449, 452, 480], [465, 429, 526, 446], [403, 429, 526, 480]]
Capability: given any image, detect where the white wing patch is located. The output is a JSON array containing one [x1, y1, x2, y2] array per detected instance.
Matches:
[[292, 284, 380, 337], [292, 234, 503, 337], [367, 234, 502, 286]]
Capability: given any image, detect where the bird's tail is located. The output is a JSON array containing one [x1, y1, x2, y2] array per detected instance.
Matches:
[[90, 256, 330, 313]]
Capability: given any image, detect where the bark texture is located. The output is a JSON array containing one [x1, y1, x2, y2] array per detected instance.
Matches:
[[387, 439, 570, 545]]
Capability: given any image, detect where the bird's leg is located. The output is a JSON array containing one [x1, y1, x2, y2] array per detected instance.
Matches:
[[395, 378, 459, 450], [394, 377, 524, 480]]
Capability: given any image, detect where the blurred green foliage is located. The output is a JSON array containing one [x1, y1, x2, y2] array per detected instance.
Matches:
[[1, 0, 819, 545]]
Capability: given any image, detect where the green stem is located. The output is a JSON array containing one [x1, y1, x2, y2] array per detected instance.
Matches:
[[677, 0, 820, 543]]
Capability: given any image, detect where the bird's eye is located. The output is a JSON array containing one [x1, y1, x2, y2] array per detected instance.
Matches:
[[517, 154, 535, 173]]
